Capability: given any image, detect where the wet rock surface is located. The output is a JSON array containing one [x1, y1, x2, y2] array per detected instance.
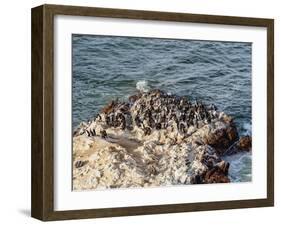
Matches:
[[73, 90, 250, 190], [237, 136, 252, 151]]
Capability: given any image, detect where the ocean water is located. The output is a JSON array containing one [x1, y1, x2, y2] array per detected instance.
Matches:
[[72, 34, 252, 182]]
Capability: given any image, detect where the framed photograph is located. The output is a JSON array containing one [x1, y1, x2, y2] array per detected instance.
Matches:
[[31, 4, 274, 221]]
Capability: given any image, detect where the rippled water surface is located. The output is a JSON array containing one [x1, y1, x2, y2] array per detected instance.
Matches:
[[72, 35, 252, 182]]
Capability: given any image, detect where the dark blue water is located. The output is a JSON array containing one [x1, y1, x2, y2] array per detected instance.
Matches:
[[72, 34, 252, 182]]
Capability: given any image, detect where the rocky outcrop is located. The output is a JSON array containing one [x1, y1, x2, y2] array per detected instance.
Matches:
[[237, 135, 252, 151], [73, 89, 249, 190]]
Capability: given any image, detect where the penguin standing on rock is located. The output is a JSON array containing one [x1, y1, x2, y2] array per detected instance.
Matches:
[[210, 104, 217, 111], [85, 128, 96, 137], [100, 130, 107, 139], [144, 127, 152, 135], [90, 128, 96, 136], [119, 114, 126, 130], [179, 122, 187, 134], [134, 115, 141, 127]]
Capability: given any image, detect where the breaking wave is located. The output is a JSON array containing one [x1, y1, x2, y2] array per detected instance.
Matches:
[[136, 80, 150, 93]]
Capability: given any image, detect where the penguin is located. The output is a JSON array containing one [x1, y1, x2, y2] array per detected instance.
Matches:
[[86, 130, 91, 137], [96, 114, 102, 121], [146, 115, 152, 128], [144, 127, 152, 136], [179, 122, 186, 134], [100, 130, 107, 139], [194, 100, 198, 108], [155, 122, 161, 130], [195, 120, 199, 129], [179, 112, 186, 121], [120, 114, 126, 130], [134, 115, 141, 127], [90, 128, 96, 136], [207, 114, 212, 123], [105, 115, 110, 125]]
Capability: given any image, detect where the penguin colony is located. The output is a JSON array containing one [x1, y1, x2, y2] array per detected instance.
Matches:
[[74, 89, 221, 139], [72, 89, 252, 190]]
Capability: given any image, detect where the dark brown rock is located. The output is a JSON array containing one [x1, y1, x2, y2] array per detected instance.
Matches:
[[101, 100, 117, 114], [226, 126, 238, 142], [204, 161, 230, 183], [237, 136, 252, 151], [206, 128, 228, 152], [204, 169, 230, 183], [205, 124, 238, 155]]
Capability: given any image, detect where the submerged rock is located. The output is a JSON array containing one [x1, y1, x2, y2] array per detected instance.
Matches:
[[73, 89, 249, 190]]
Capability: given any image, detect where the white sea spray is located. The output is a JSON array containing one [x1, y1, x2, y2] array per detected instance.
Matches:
[[223, 152, 252, 182], [136, 80, 150, 93], [242, 122, 252, 135]]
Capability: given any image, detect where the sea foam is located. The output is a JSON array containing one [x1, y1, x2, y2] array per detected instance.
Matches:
[[136, 80, 150, 93], [242, 122, 252, 135]]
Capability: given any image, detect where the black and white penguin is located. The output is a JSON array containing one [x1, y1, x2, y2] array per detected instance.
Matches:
[[90, 128, 96, 136], [100, 130, 107, 139]]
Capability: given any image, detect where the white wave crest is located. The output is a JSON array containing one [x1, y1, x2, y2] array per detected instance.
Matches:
[[242, 122, 252, 135], [136, 80, 150, 93]]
